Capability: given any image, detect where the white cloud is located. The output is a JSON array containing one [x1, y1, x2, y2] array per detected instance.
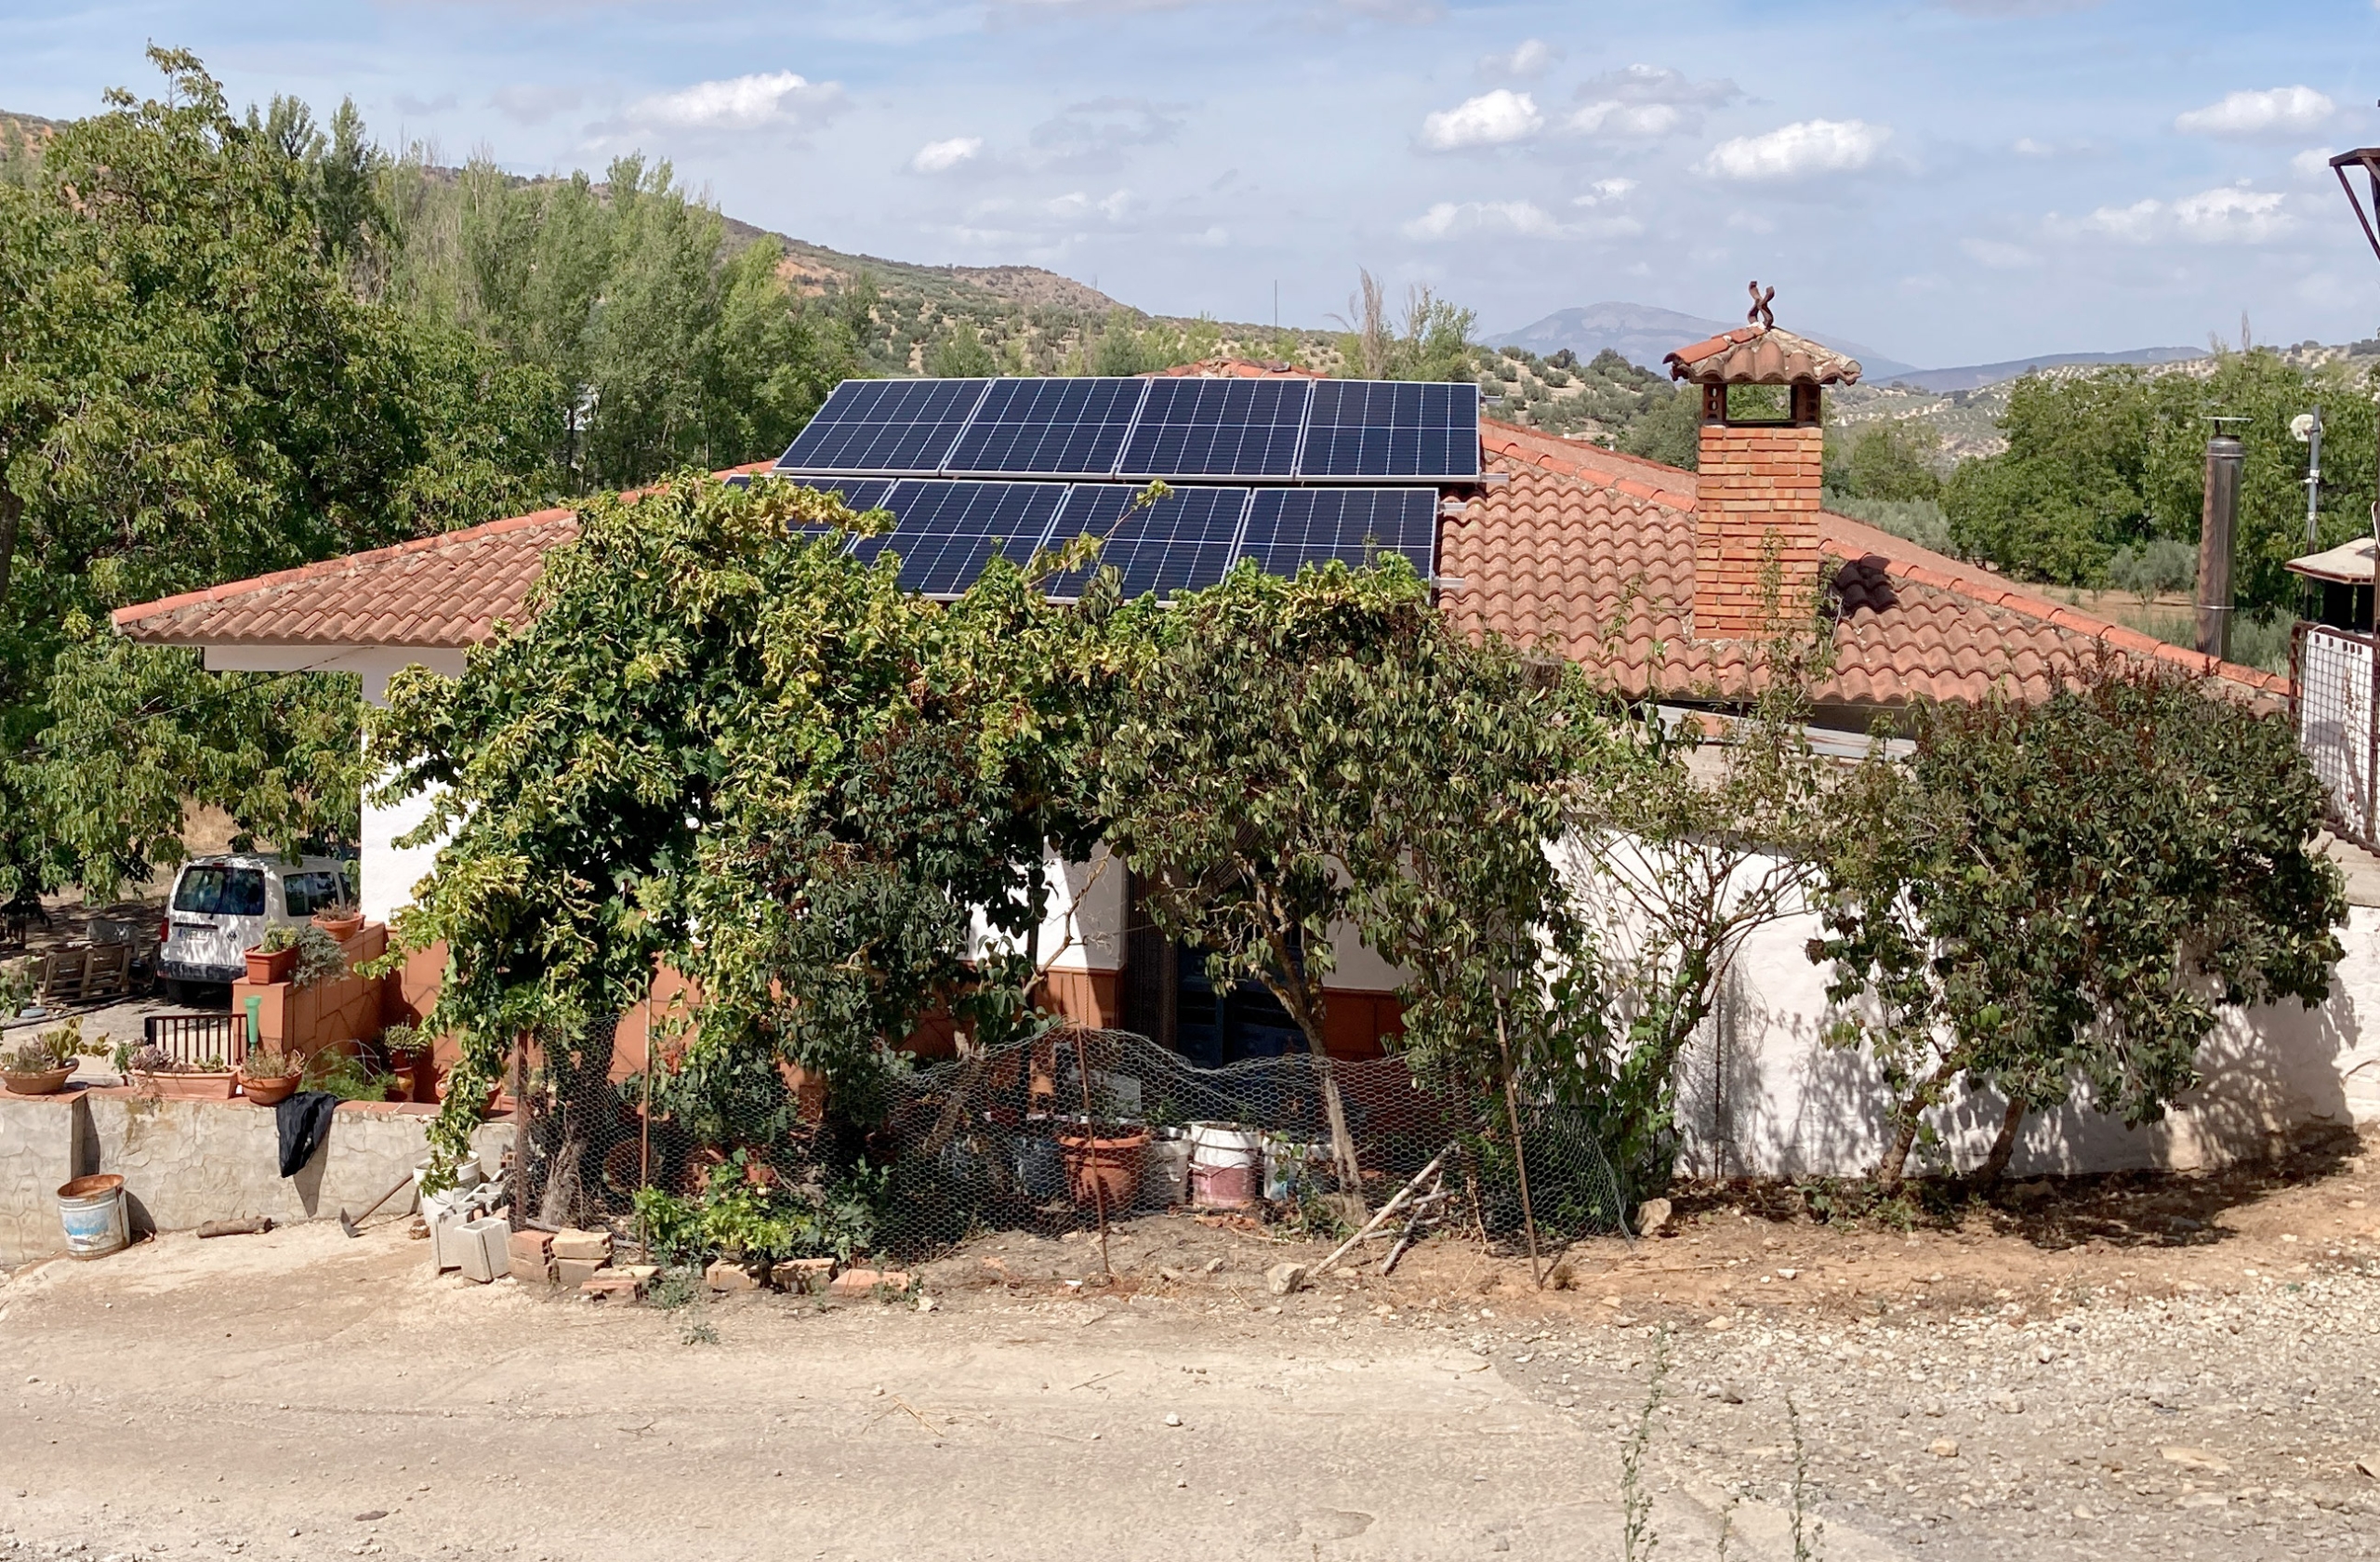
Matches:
[[490, 84, 580, 126], [1962, 236, 2041, 269], [1566, 101, 1683, 139], [1698, 119, 1892, 180], [1402, 198, 1563, 239], [2014, 136, 2053, 156], [1573, 177, 1637, 205], [1419, 89, 1542, 151], [2172, 186, 2294, 242], [911, 136, 984, 174], [2294, 147, 2340, 181], [2175, 86, 2334, 138], [1565, 64, 1737, 140], [2084, 186, 2294, 245], [1478, 38, 1559, 79], [626, 71, 843, 131]]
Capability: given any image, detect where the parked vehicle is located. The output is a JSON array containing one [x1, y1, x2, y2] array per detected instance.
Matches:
[[156, 855, 353, 1004]]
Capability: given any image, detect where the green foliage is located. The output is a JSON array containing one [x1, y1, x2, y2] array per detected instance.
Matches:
[[632, 1153, 882, 1264], [1617, 383, 1702, 470], [1944, 352, 2370, 611], [373, 470, 1129, 1173], [304, 1048, 392, 1102], [1810, 660, 2347, 1187], [1825, 496, 1952, 555], [0, 50, 562, 896], [2107, 537, 2197, 604], [1335, 271, 1476, 381], [927, 322, 996, 378], [1828, 421, 1942, 503]]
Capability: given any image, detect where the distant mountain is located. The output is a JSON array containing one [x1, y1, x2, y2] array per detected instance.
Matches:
[[1489, 301, 1922, 382], [1890, 349, 2203, 395]]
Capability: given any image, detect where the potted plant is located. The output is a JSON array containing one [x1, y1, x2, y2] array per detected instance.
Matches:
[[312, 906, 364, 942], [1056, 1119, 1151, 1211], [288, 923, 350, 987], [127, 1042, 239, 1100], [237, 1046, 304, 1105], [245, 924, 300, 986], [2, 1018, 95, 1096]]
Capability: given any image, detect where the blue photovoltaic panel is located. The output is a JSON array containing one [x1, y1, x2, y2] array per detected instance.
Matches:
[[724, 474, 890, 540], [1238, 488, 1438, 579], [945, 377, 1148, 477], [1045, 484, 1252, 601], [774, 378, 992, 474], [847, 481, 1068, 597], [1298, 380, 1481, 481], [1116, 378, 1310, 480]]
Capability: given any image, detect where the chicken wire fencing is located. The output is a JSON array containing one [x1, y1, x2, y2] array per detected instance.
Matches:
[[510, 1022, 1631, 1268]]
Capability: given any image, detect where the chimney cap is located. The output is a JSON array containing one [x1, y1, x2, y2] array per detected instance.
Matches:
[[1665, 324, 1863, 388], [1664, 284, 1862, 387]]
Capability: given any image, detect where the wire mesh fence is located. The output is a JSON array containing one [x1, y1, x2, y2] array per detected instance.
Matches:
[[512, 1022, 1630, 1269]]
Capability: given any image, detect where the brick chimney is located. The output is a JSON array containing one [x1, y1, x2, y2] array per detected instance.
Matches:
[[1663, 286, 1862, 641]]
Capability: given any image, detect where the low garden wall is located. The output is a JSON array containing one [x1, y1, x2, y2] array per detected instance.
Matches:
[[0, 1086, 515, 1267]]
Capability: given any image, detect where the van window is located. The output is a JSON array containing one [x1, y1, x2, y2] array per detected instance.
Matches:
[[173, 867, 266, 918], [282, 871, 340, 917]]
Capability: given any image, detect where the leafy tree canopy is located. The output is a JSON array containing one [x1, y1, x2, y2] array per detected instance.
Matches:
[[1810, 661, 2347, 1187]]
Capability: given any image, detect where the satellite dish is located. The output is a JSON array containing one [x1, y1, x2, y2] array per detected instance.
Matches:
[[2292, 413, 2318, 443]]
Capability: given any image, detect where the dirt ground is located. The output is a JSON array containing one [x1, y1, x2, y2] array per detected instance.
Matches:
[[2, 1131, 2375, 1562]]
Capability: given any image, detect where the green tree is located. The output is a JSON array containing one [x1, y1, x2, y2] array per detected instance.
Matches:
[[1618, 385, 1702, 470], [0, 48, 562, 896], [1101, 559, 1593, 1202], [927, 321, 997, 377], [1809, 661, 2347, 1188], [371, 471, 1127, 1177], [1828, 422, 1942, 503], [1944, 353, 2373, 611]]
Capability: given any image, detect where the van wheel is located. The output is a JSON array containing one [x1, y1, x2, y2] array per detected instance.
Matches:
[[160, 979, 189, 1007]]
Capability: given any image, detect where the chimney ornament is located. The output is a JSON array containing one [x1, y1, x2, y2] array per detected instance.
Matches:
[[1746, 281, 1776, 331]]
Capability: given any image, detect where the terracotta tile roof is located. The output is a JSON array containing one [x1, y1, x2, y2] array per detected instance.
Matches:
[[112, 436, 2285, 711], [1441, 430, 2288, 708], [112, 464, 772, 650], [1665, 325, 1862, 386]]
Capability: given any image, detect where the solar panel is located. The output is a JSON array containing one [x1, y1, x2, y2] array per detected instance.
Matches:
[[1116, 378, 1311, 481], [1299, 380, 1481, 481], [1238, 488, 1438, 579], [846, 481, 1068, 597], [774, 378, 992, 475], [1044, 485, 1253, 601], [945, 377, 1149, 478]]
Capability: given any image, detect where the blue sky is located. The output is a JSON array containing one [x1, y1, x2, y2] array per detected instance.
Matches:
[[5, 0, 2379, 367]]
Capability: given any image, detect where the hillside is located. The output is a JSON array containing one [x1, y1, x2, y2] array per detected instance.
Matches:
[[1489, 301, 1921, 381]]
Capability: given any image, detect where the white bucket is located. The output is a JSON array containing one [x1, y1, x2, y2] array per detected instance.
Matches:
[[1186, 1121, 1262, 1208], [58, 1174, 129, 1260]]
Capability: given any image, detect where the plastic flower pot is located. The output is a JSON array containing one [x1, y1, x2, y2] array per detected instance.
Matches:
[[138, 1070, 240, 1100], [312, 912, 364, 942], [1057, 1128, 1149, 1211], [244, 946, 298, 985]]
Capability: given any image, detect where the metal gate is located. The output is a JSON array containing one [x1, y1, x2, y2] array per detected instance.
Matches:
[[2293, 621, 2380, 846]]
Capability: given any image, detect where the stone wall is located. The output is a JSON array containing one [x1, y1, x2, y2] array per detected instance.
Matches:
[[0, 1087, 515, 1267]]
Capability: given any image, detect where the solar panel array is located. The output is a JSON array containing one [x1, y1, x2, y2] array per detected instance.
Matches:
[[777, 375, 1477, 484], [763, 373, 1474, 602]]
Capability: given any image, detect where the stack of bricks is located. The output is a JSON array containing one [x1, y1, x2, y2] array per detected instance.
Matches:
[[1691, 422, 1824, 641], [507, 1228, 554, 1285]]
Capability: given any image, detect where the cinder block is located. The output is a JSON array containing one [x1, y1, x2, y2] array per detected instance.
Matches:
[[556, 1256, 605, 1286], [458, 1216, 508, 1284], [550, 1227, 611, 1262]]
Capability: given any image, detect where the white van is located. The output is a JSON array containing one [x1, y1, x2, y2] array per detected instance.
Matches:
[[157, 854, 354, 1002]]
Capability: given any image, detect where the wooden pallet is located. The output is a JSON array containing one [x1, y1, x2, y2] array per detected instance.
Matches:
[[37, 943, 132, 1005]]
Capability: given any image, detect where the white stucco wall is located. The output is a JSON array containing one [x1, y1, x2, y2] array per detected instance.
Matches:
[[1568, 833, 2380, 1181]]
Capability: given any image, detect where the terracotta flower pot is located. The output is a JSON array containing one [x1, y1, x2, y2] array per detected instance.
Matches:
[[245, 946, 298, 985], [239, 1071, 299, 1105], [313, 912, 364, 942], [3, 1066, 73, 1097], [1057, 1129, 1149, 1211], [388, 1065, 416, 1103], [138, 1070, 240, 1101]]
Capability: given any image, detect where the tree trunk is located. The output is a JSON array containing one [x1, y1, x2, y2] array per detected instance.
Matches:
[[1257, 914, 1365, 1211], [1977, 1094, 2027, 1186], [1873, 1110, 1922, 1193], [0, 484, 20, 642]]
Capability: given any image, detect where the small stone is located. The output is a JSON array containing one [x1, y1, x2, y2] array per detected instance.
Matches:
[[915, 1293, 936, 1313], [1265, 1262, 1309, 1297], [1203, 1257, 1225, 1274], [1990, 1390, 2024, 1414], [351, 1513, 385, 1523], [2162, 1447, 2230, 1475], [1635, 1198, 1673, 1237], [1776, 1267, 1798, 1280], [1163, 1412, 1182, 1427], [2353, 1454, 2380, 1480], [1929, 1439, 1960, 1459], [1704, 1316, 1734, 1332]]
